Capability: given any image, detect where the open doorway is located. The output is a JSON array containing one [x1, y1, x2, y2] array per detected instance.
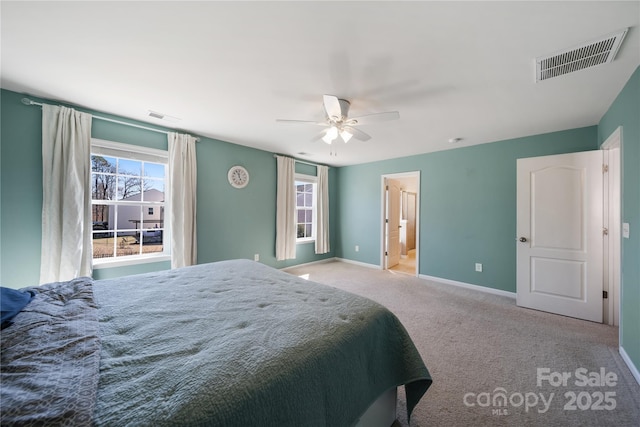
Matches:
[[381, 171, 420, 276]]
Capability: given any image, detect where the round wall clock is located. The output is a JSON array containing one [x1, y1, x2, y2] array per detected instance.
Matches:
[[228, 165, 249, 188]]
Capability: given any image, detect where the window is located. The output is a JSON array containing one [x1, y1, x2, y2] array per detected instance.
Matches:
[[90, 139, 170, 265], [295, 174, 317, 243]]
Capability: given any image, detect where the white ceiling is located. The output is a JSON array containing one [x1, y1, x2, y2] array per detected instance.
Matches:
[[2, 1, 638, 167]]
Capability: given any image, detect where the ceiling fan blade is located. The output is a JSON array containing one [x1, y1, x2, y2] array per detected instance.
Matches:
[[323, 95, 342, 121], [275, 119, 327, 126], [310, 129, 329, 142], [344, 126, 371, 142], [349, 111, 400, 125]]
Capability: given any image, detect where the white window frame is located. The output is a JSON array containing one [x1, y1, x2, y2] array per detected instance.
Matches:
[[91, 139, 171, 268], [295, 173, 317, 244]]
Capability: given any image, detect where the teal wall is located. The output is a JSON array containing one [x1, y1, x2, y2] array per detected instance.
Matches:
[[0, 89, 335, 287], [598, 66, 640, 376], [336, 127, 598, 292], [1, 91, 45, 287]]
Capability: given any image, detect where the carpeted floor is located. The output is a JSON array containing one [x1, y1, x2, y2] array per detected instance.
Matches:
[[285, 260, 640, 427]]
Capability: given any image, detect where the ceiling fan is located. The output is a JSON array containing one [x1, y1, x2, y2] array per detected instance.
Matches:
[[276, 94, 399, 144]]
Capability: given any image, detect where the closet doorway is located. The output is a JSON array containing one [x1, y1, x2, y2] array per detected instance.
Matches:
[[381, 172, 420, 276]]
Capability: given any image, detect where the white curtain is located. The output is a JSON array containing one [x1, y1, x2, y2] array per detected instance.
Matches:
[[315, 165, 330, 254], [276, 155, 296, 260], [168, 132, 198, 268], [40, 105, 93, 284]]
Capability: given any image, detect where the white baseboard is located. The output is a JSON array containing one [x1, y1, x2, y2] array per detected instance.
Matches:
[[336, 257, 382, 270], [419, 274, 516, 299], [619, 346, 640, 386], [280, 257, 338, 271]]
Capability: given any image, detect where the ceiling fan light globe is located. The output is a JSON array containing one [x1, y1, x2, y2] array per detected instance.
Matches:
[[322, 126, 338, 144], [340, 130, 353, 143]]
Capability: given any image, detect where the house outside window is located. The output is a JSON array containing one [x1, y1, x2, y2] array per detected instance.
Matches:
[[91, 139, 170, 266], [296, 174, 317, 243]]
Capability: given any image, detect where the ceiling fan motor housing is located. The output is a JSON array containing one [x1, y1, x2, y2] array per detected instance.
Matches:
[[328, 98, 351, 122]]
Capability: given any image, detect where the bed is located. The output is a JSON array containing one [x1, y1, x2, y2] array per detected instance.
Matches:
[[1, 259, 431, 426]]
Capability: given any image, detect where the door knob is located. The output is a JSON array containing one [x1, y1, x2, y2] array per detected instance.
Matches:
[[519, 237, 527, 242]]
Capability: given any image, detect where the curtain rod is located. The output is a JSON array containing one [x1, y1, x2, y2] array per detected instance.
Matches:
[[273, 154, 329, 169], [21, 97, 199, 141]]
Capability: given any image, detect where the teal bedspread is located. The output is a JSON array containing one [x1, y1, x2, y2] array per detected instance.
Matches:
[[92, 259, 431, 426]]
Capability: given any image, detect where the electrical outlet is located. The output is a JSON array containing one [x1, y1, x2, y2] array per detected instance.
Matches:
[[355, 245, 359, 252], [254, 254, 259, 262], [475, 263, 483, 272]]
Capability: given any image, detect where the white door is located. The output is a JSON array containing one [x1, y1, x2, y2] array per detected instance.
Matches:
[[386, 178, 401, 268], [516, 151, 604, 322]]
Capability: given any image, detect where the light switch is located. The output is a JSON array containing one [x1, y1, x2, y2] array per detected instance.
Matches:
[[622, 223, 630, 239]]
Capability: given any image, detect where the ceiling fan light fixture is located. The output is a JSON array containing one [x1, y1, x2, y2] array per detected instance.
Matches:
[[276, 94, 399, 145], [340, 129, 353, 143], [322, 126, 338, 144]]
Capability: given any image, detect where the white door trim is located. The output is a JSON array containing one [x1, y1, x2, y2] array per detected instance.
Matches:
[[380, 171, 421, 275], [601, 126, 622, 327]]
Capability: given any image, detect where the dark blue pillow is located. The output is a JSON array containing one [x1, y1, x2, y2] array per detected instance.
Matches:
[[1, 287, 34, 329]]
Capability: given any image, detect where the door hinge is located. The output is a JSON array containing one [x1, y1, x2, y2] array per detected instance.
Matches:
[[603, 164, 609, 173], [385, 251, 388, 256], [385, 218, 389, 223], [603, 227, 609, 236], [386, 185, 389, 190], [603, 290, 608, 299]]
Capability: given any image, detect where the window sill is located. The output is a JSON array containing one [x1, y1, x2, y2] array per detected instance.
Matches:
[[93, 254, 171, 269], [296, 239, 316, 245]]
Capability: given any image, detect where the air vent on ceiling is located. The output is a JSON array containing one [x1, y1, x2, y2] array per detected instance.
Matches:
[[535, 28, 628, 82], [148, 110, 181, 123]]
